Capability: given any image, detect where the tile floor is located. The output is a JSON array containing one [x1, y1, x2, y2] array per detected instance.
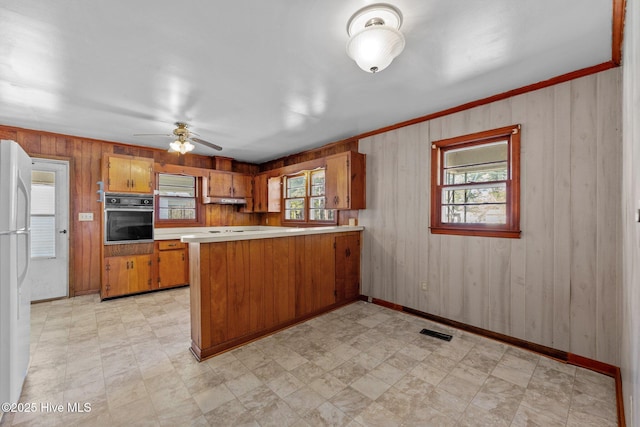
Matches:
[[0, 287, 618, 426]]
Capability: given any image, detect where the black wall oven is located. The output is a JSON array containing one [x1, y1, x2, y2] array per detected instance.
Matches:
[[104, 193, 154, 244]]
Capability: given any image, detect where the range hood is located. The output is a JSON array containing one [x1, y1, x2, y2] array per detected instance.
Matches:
[[202, 196, 247, 205]]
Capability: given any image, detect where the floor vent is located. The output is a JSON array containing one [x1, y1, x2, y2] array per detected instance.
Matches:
[[420, 328, 453, 341]]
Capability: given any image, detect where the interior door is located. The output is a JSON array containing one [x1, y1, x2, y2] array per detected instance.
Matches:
[[28, 159, 69, 301]]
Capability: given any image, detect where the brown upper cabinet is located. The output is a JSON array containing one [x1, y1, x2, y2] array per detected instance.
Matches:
[[253, 173, 269, 212], [325, 151, 366, 210], [253, 172, 282, 213], [205, 170, 252, 199], [104, 154, 153, 193]]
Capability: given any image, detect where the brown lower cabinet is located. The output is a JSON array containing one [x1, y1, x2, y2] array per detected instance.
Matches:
[[101, 240, 189, 300], [157, 240, 189, 289], [103, 254, 153, 298], [189, 231, 361, 361]]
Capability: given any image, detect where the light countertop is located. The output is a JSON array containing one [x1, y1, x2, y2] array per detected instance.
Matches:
[[154, 225, 363, 243]]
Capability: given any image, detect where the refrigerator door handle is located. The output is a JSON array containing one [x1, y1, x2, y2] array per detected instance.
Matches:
[[16, 230, 30, 320], [16, 169, 31, 316]]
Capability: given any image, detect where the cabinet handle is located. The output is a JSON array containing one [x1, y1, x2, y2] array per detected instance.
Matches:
[[126, 179, 130, 188], [346, 248, 351, 257], [229, 187, 233, 196], [131, 180, 135, 188], [168, 243, 176, 247], [182, 253, 185, 261], [126, 261, 130, 269], [131, 260, 134, 269]]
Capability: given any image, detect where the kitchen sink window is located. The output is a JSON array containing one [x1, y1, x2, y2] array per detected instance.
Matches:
[[156, 173, 202, 226], [283, 169, 336, 224]]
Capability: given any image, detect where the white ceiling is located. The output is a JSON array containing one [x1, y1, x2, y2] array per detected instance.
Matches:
[[0, 1, 613, 163]]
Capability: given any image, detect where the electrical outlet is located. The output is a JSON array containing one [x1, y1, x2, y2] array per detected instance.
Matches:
[[78, 212, 94, 221], [421, 282, 428, 291]]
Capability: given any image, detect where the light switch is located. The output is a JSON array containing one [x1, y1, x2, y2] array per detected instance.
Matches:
[[78, 212, 94, 221]]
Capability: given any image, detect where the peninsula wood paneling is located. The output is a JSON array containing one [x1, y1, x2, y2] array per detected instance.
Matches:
[[0, 125, 261, 296], [358, 68, 622, 365]]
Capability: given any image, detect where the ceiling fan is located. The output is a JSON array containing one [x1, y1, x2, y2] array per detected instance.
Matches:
[[134, 122, 223, 154]]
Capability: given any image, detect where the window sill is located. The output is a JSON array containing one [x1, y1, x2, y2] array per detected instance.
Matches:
[[430, 226, 521, 239]]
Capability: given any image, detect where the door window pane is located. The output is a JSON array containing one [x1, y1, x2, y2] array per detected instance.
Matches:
[[31, 171, 56, 258]]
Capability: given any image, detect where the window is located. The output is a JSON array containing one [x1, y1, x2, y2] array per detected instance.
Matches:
[[430, 124, 521, 238], [31, 171, 56, 258], [283, 169, 336, 224], [156, 173, 201, 225]]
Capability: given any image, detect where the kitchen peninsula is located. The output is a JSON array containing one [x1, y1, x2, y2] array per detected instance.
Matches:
[[181, 226, 363, 361]]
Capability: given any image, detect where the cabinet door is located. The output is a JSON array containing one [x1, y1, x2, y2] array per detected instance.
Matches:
[[129, 158, 153, 193], [158, 248, 188, 288], [103, 256, 130, 298], [208, 171, 233, 197], [106, 157, 132, 192], [253, 174, 268, 212], [232, 174, 252, 198], [325, 152, 366, 210], [128, 254, 153, 294], [325, 153, 350, 209], [335, 233, 361, 302], [267, 177, 282, 212]]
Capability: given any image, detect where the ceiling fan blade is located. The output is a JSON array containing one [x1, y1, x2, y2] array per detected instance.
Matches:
[[191, 137, 223, 151], [133, 133, 173, 137]]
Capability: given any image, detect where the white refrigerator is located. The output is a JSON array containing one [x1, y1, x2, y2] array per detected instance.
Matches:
[[0, 140, 31, 413]]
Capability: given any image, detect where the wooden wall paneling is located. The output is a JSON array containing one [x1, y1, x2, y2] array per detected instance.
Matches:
[[464, 105, 492, 328], [0, 128, 18, 140], [595, 70, 622, 365], [552, 81, 573, 350], [294, 236, 313, 316], [357, 134, 380, 298], [208, 243, 227, 345], [373, 132, 395, 302], [71, 138, 88, 295], [83, 140, 104, 294], [40, 134, 57, 155], [569, 74, 599, 358], [395, 125, 421, 308], [249, 239, 266, 332], [486, 99, 513, 334], [261, 239, 276, 329], [17, 130, 41, 153], [440, 112, 468, 323], [487, 238, 511, 334], [509, 93, 528, 340], [227, 240, 251, 340], [272, 237, 295, 324], [424, 120, 441, 316], [356, 71, 620, 364], [523, 86, 555, 346]]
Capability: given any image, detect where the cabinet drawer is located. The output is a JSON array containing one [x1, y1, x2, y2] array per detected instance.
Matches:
[[158, 240, 186, 251]]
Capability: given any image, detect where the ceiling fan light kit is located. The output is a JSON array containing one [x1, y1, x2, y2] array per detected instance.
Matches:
[[169, 139, 195, 155], [346, 3, 406, 73], [134, 122, 223, 155]]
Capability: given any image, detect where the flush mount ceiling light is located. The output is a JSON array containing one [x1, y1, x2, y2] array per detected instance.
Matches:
[[346, 3, 406, 73]]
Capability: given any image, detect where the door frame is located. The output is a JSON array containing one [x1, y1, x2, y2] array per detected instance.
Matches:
[[31, 155, 75, 299]]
